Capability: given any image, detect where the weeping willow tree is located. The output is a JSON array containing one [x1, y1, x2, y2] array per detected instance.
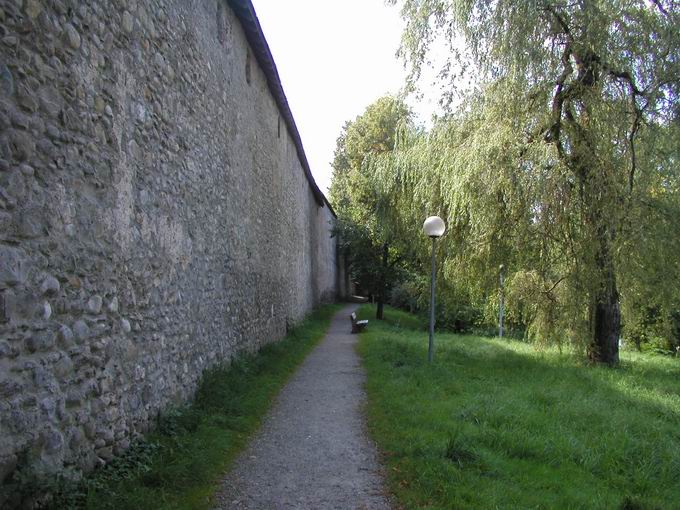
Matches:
[[383, 0, 680, 363]]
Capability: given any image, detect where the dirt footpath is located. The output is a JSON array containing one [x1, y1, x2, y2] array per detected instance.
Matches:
[[213, 305, 391, 509]]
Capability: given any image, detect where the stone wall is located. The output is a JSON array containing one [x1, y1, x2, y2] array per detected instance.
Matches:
[[0, 0, 338, 496]]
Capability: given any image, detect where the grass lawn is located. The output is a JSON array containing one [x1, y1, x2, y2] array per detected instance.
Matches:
[[43, 304, 341, 510], [357, 305, 680, 509]]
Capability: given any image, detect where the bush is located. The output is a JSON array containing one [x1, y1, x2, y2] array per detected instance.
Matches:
[[623, 305, 680, 353], [388, 275, 482, 333], [389, 279, 423, 314]]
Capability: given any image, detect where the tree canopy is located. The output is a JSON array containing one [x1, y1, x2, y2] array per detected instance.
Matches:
[[330, 97, 416, 319], [331, 0, 680, 362]]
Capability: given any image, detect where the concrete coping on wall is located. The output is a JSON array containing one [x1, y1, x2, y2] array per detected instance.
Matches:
[[227, 0, 336, 218]]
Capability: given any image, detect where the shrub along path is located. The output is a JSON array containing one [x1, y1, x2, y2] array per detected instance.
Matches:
[[213, 305, 391, 509]]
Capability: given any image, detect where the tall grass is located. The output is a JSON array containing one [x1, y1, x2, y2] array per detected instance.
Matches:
[[357, 305, 680, 509], [41, 304, 341, 510]]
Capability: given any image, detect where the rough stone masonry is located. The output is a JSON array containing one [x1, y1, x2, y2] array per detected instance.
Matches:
[[0, 0, 340, 500]]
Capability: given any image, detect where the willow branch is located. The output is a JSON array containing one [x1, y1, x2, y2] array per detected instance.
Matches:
[[544, 276, 567, 295], [605, 67, 648, 193], [650, 0, 670, 16]]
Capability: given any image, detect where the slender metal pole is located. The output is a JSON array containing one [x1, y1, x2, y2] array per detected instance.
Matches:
[[499, 267, 505, 338], [428, 237, 436, 362]]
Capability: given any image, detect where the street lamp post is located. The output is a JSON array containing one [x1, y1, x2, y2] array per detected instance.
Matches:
[[499, 264, 505, 338], [423, 216, 446, 362]]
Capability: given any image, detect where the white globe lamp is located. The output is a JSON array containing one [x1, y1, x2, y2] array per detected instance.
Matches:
[[423, 216, 446, 238]]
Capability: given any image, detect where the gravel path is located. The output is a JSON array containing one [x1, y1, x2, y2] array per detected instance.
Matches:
[[213, 305, 391, 510]]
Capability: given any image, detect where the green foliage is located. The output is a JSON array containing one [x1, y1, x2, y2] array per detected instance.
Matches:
[[330, 96, 419, 315], [330, 95, 413, 233], [358, 304, 680, 509], [388, 277, 422, 314], [3, 461, 87, 510], [389, 273, 482, 334], [23, 305, 340, 510], [328, 3, 680, 356], [333, 220, 394, 300], [343, 0, 680, 359]]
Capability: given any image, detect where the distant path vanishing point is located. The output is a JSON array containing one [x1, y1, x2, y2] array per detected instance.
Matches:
[[214, 304, 391, 510]]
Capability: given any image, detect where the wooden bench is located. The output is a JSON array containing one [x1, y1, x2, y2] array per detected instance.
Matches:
[[350, 312, 368, 334]]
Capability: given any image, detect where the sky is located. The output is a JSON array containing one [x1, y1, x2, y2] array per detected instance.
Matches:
[[250, 0, 438, 195]]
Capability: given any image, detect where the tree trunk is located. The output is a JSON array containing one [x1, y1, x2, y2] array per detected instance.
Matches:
[[588, 233, 621, 365], [376, 300, 384, 320], [376, 243, 388, 320], [544, 30, 624, 364], [590, 288, 620, 364]]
